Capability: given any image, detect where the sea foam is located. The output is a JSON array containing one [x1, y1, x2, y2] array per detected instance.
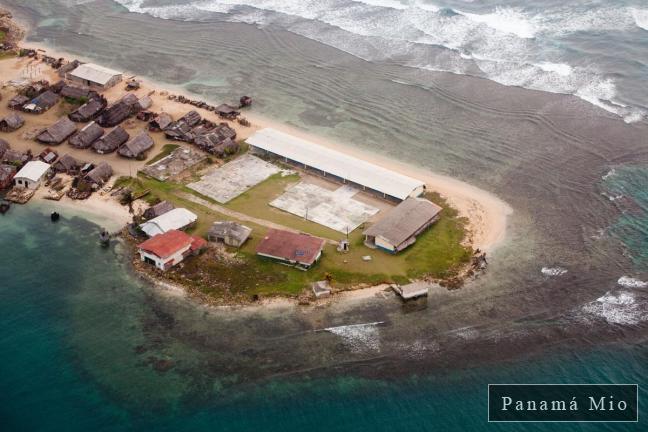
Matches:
[[541, 267, 568, 277], [617, 276, 648, 289], [582, 291, 645, 325]]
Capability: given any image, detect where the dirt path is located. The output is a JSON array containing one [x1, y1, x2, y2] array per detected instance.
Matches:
[[179, 192, 337, 244]]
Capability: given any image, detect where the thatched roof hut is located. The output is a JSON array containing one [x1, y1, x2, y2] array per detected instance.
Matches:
[[180, 110, 201, 127], [194, 135, 239, 157], [85, 161, 113, 185], [2, 149, 30, 167], [0, 164, 17, 190], [60, 85, 96, 101], [118, 131, 154, 159], [53, 154, 80, 173], [8, 95, 29, 110], [215, 104, 240, 119], [97, 94, 138, 127], [23, 90, 60, 114], [0, 139, 9, 158], [69, 98, 107, 122], [93, 126, 129, 154], [57, 60, 81, 78], [137, 95, 153, 111], [69, 122, 104, 149], [36, 117, 77, 145], [149, 112, 173, 131], [0, 113, 25, 132], [143, 200, 174, 220]]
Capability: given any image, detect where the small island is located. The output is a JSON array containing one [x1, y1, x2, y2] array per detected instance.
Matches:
[[0, 9, 506, 306]]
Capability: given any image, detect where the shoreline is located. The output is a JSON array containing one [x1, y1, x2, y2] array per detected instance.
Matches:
[[0, 7, 512, 308], [11, 34, 512, 252]]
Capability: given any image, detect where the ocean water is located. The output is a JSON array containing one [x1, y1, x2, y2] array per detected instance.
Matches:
[[2, 0, 648, 429], [1, 205, 647, 431], [114, 0, 648, 123]]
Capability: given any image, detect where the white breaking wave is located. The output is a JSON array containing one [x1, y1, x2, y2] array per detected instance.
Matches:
[[617, 276, 648, 288], [631, 8, 648, 31], [602, 168, 617, 180], [541, 267, 567, 277], [582, 291, 646, 325], [114, 0, 648, 123], [324, 321, 383, 352]]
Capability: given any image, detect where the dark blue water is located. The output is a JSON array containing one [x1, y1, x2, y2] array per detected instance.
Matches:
[[1, 205, 647, 431]]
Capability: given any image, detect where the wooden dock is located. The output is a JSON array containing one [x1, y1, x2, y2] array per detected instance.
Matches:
[[391, 282, 429, 300]]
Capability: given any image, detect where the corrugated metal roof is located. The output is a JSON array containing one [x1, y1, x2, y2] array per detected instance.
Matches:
[[256, 229, 325, 266], [68, 63, 122, 86], [15, 161, 50, 182], [246, 128, 425, 200], [138, 230, 193, 259], [139, 208, 197, 237]]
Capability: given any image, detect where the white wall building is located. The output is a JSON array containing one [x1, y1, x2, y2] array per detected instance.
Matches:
[[67, 63, 123, 89], [14, 161, 50, 189], [137, 230, 206, 271], [139, 208, 198, 237], [247, 128, 426, 201]]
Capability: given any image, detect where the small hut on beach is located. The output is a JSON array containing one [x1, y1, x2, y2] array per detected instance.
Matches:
[[195, 136, 239, 157], [53, 154, 80, 173], [0, 113, 25, 132], [137, 95, 153, 111], [69, 98, 107, 122], [165, 110, 202, 142], [143, 200, 174, 220], [92, 126, 129, 154], [215, 104, 240, 119], [149, 112, 173, 132], [22, 90, 60, 114], [36, 118, 77, 145], [8, 95, 29, 111], [69, 122, 104, 149], [60, 85, 96, 101], [118, 131, 154, 159], [2, 149, 31, 167], [85, 161, 113, 185], [97, 94, 139, 127]]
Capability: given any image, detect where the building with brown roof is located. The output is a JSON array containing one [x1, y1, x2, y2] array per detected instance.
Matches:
[[256, 229, 326, 270], [363, 198, 442, 253]]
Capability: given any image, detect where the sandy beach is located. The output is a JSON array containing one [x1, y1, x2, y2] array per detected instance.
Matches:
[[1, 35, 511, 253]]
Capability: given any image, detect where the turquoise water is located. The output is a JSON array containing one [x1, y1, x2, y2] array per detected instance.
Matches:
[[1, 205, 646, 431]]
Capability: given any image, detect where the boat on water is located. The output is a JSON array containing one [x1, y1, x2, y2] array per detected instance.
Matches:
[[0, 200, 10, 214], [99, 228, 110, 246], [50, 211, 60, 222]]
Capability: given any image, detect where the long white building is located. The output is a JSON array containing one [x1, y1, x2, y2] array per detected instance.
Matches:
[[246, 128, 426, 201]]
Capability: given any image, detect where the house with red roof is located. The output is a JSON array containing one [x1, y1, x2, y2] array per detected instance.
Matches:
[[256, 229, 326, 270], [137, 229, 207, 271]]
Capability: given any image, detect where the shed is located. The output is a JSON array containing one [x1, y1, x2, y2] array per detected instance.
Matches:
[[215, 103, 240, 119], [85, 161, 113, 185], [256, 229, 325, 270], [69, 98, 107, 122], [22, 90, 60, 114], [139, 208, 198, 237], [363, 198, 442, 253], [149, 112, 173, 132], [69, 122, 104, 149], [208, 221, 252, 247], [143, 200, 174, 220], [93, 126, 129, 154], [137, 230, 206, 271], [179, 110, 201, 127], [0, 164, 17, 190], [0, 113, 25, 132], [53, 154, 80, 173], [36, 117, 77, 145], [67, 63, 122, 89], [14, 160, 50, 189], [118, 131, 154, 159], [312, 280, 331, 298]]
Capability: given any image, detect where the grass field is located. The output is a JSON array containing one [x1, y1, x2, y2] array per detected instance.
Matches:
[[118, 154, 472, 299]]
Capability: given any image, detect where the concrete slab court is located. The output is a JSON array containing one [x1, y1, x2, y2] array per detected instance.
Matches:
[[188, 154, 281, 203], [270, 182, 380, 233]]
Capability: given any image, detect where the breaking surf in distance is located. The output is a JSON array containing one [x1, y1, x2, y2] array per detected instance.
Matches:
[[115, 0, 648, 123]]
